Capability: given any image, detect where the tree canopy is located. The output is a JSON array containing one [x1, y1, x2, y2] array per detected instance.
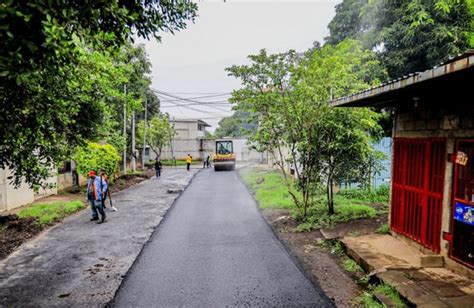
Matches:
[[136, 116, 175, 160], [0, 1, 197, 186], [227, 40, 385, 217], [214, 110, 258, 138], [326, 0, 474, 77]]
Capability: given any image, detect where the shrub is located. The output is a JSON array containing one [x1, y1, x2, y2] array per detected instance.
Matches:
[[73, 142, 121, 178]]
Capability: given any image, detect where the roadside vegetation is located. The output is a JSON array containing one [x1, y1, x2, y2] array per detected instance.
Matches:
[[18, 200, 84, 226], [240, 167, 385, 230], [358, 284, 407, 308]]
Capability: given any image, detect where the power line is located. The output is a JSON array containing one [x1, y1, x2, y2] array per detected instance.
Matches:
[[153, 90, 232, 113], [158, 93, 232, 102], [152, 88, 231, 105], [155, 93, 231, 116], [159, 92, 230, 95]]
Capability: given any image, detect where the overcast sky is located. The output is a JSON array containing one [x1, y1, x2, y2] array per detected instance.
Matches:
[[139, 0, 340, 130]]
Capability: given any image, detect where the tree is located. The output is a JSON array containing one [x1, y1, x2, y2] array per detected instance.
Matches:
[[227, 49, 303, 210], [137, 116, 175, 160], [325, 0, 474, 77], [0, 1, 197, 186], [227, 40, 385, 217], [325, 0, 367, 46], [214, 110, 258, 138], [73, 142, 121, 179]]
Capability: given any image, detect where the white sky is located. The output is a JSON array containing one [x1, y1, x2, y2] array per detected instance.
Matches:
[[139, 0, 340, 130]]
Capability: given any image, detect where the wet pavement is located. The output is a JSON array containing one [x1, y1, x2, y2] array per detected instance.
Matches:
[[112, 169, 331, 307], [0, 169, 198, 307]]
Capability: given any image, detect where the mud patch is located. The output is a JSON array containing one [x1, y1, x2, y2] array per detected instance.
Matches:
[[0, 216, 43, 260]]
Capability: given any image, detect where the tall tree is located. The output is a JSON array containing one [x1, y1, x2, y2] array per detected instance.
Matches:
[[214, 110, 258, 138], [0, 1, 197, 186], [227, 41, 385, 217], [325, 0, 474, 77]]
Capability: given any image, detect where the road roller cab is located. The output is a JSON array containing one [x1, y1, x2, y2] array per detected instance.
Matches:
[[213, 140, 236, 171]]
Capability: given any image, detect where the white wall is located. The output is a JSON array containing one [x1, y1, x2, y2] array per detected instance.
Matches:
[[0, 167, 57, 212]]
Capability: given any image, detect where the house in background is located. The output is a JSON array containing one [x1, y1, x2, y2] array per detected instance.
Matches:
[[145, 118, 213, 161], [332, 51, 474, 273]]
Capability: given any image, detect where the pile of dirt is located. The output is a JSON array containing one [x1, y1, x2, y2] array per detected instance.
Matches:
[[109, 170, 154, 193], [0, 215, 43, 260]]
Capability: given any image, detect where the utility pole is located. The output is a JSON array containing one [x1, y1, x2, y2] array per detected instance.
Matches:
[[142, 97, 148, 170], [132, 109, 136, 172], [123, 84, 127, 174]]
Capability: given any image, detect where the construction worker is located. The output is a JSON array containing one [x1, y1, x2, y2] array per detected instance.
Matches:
[[86, 170, 99, 221], [186, 154, 192, 171]]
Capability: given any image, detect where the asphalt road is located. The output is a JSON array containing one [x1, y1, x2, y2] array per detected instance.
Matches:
[[112, 168, 331, 307]]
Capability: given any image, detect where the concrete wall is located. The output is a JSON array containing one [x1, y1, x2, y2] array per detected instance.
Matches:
[[392, 102, 474, 271], [0, 167, 57, 212], [57, 172, 87, 191]]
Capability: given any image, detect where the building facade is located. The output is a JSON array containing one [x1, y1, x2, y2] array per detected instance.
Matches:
[[332, 51, 474, 273]]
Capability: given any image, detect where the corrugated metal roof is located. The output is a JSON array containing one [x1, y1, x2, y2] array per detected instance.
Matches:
[[331, 50, 474, 107]]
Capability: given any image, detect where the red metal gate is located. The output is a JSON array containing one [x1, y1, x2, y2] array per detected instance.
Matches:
[[391, 138, 446, 252]]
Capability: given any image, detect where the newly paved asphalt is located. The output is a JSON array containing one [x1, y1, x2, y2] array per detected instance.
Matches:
[[113, 168, 331, 307]]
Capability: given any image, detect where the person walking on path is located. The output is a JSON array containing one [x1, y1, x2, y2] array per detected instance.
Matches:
[[186, 154, 192, 171], [86, 170, 99, 221], [93, 172, 107, 223], [204, 154, 211, 168], [100, 169, 117, 211], [155, 159, 162, 178]]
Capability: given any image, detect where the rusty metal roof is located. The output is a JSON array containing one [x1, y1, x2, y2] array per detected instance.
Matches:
[[331, 50, 474, 107]]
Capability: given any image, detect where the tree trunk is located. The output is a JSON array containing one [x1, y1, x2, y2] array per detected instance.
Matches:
[[327, 175, 334, 215]]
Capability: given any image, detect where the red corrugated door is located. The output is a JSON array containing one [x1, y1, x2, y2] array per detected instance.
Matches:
[[391, 138, 446, 252]]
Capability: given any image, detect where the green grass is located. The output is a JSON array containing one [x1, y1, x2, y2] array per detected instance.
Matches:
[[305, 195, 377, 228], [18, 200, 85, 225], [343, 259, 364, 273], [359, 291, 385, 308], [376, 223, 391, 234], [239, 168, 295, 210], [337, 185, 390, 203], [239, 167, 378, 228], [357, 284, 407, 308]]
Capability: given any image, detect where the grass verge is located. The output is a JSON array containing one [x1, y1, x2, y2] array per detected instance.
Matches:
[[18, 200, 85, 226], [239, 167, 379, 228]]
